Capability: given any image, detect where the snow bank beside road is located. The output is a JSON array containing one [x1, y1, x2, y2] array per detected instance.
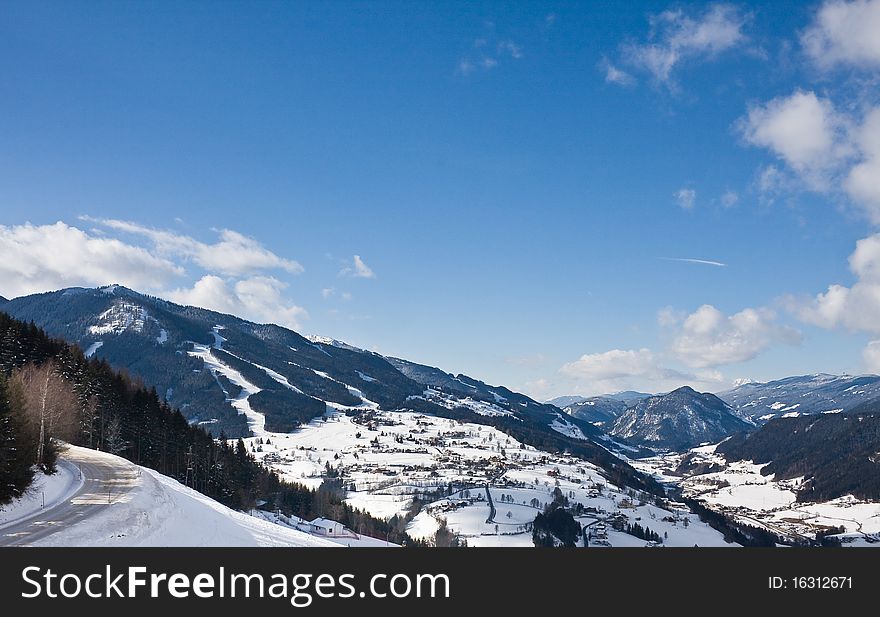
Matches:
[[27, 446, 339, 547], [0, 457, 84, 529]]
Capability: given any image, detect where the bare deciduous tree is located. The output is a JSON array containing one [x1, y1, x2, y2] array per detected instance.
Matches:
[[11, 361, 79, 470]]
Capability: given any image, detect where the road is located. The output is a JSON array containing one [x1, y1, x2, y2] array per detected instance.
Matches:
[[484, 484, 496, 524], [0, 446, 141, 546]]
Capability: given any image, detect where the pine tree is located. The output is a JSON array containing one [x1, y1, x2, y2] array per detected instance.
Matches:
[[0, 375, 36, 504]]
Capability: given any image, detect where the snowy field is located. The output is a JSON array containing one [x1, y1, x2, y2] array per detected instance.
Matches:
[[244, 409, 734, 547], [635, 445, 880, 546], [177, 335, 736, 547]]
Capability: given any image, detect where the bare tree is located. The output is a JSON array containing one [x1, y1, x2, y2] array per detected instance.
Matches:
[[11, 362, 79, 470], [105, 415, 126, 455]]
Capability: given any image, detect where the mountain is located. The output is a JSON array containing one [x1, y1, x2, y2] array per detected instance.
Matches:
[[387, 356, 574, 423], [0, 311, 415, 545], [2, 285, 421, 438], [717, 400, 880, 502], [561, 397, 629, 426], [549, 391, 650, 411], [0, 296, 7, 305], [1, 285, 661, 495], [604, 391, 652, 404], [610, 386, 752, 452], [717, 373, 880, 423], [546, 395, 587, 408]]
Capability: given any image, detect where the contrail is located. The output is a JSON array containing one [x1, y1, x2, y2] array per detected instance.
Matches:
[[662, 257, 727, 267]]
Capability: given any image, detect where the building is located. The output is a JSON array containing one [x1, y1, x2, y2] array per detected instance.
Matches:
[[307, 518, 348, 537]]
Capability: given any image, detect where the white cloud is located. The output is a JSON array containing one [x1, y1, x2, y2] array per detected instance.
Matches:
[[863, 339, 880, 372], [844, 107, 880, 221], [497, 40, 523, 59], [457, 32, 523, 76], [457, 59, 476, 76], [739, 92, 880, 221], [720, 190, 739, 207], [558, 347, 723, 396], [168, 275, 308, 330], [621, 3, 748, 85], [603, 61, 636, 87], [792, 233, 880, 334], [675, 188, 696, 209], [561, 348, 669, 381], [739, 91, 850, 190], [321, 287, 335, 299], [0, 221, 183, 298], [339, 255, 376, 279], [666, 304, 801, 368], [84, 217, 303, 277], [802, 0, 880, 69], [0, 218, 311, 332]]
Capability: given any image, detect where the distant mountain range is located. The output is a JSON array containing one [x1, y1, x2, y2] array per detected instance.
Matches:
[[548, 391, 650, 409], [717, 373, 880, 423], [609, 386, 752, 452], [0, 285, 660, 494], [555, 391, 652, 427]]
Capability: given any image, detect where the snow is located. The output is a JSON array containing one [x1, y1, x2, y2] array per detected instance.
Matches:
[[241, 409, 732, 547], [643, 445, 880, 546], [88, 302, 148, 335], [210, 325, 227, 349], [452, 376, 477, 389], [224, 351, 305, 394], [549, 415, 588, 440], [356, 371, 377, 383], [0, 458, 84, 528], [23, 447, 340, 547], [156, 329, 168, 344], [84, 341, 104, 358], [188, 343, 266, 436], [412, 388, 514, 418]]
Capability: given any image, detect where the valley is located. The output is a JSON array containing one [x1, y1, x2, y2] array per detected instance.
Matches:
[[4, 285, 880, 548]]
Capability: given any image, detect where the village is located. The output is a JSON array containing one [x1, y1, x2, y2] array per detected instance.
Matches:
[[632, 446, 880, 547], [245, 407, 734, 547]]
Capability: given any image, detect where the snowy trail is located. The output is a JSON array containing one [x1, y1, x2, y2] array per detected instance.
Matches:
[[189, 342, 267, 437], [1, 446, 339, 547]]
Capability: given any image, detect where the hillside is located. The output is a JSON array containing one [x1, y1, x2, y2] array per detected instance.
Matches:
[[1, 286, 660, 496], [611, 386, 752, 452], [717, 374, 880, 423], [561, 396, 629, 426], [717, 403, 880, 502], [0, 311, 416, 544]]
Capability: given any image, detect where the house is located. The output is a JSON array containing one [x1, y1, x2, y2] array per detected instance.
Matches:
[[307, 518, 348, 537]]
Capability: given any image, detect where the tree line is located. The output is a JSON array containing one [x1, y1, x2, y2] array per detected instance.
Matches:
[[0, 313, 416, 544]]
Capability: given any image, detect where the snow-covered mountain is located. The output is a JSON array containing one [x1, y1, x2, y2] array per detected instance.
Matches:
[[610, 386, 752, 452], [560, 392, 652, 427], [717, 373, 880, 423], [547, 395, 588, 408], [0, 285, 655, 495], [561, 397, 628, 426]]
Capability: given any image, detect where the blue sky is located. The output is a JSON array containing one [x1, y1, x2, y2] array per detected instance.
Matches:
[[2, 1, 880, 398]]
